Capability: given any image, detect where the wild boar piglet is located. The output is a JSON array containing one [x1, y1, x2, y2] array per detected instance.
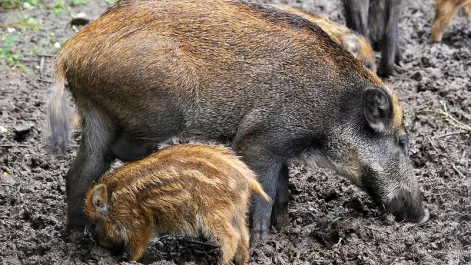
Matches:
[[431, 0, 471, 42], [84, 144, 270, 265]]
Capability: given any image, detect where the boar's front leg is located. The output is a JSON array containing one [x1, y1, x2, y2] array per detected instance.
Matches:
[[271, 164, 290, 231], [233, 140, 283, 244], [248, 160, 281, 244], [66, 105, 115, 230]]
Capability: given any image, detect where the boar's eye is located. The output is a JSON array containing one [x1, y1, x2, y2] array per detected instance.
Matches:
[[398, 134, 408, 153], [363, 61, 373, 70]]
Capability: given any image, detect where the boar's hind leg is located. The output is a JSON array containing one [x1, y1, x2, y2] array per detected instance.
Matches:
[[66, 104, 115, 229], [378, 0, 403, 77], [344, 0, 370, 39], [271, 163, 290, 231]]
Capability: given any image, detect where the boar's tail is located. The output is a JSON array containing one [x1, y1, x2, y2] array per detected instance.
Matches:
[[250, 178, 271, 203], [45, 58, 74, 154]]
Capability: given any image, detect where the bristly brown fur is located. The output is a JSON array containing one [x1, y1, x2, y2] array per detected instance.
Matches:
[[84, 144, 269, 264], [269, 4, 376, 72]]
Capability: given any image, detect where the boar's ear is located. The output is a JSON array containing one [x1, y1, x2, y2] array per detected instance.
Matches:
[[91, 184, 109, 216], [363, 87, 392, 133]]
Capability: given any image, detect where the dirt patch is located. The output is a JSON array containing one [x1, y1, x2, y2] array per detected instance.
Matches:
[[1, 0, 470, 264]]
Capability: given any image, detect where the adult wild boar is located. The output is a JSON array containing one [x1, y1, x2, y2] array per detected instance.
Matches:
[[343, 0, 403, 77], [47, 0, 429, 243]]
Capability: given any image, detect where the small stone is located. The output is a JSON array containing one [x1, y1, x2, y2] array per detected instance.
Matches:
[[71, 13, 90, 26]]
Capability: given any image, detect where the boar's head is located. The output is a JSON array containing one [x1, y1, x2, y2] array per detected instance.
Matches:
[[307, 86, 429, 224]]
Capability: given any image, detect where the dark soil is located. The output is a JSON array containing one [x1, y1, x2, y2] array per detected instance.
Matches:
[[1, 0, 470, 264]]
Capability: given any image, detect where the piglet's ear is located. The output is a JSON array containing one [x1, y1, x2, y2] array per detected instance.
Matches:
[[91, 184, 108, 216], [341, 35, 359, 56], [363, 87, 392, 133]]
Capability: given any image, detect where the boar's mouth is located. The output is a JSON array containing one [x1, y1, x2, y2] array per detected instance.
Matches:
[[384, 189, 430, 224], [361, 167, 429, 224]]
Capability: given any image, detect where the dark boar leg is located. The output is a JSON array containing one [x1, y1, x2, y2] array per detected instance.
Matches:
[[271, 163, 290, 231], [66, 104, 115, 229], [344, 0, 370, 39], [377, 0, 402, 77], [242, 153, 280, 243]]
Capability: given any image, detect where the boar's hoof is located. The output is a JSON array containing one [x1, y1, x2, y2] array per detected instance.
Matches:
[[271, 204, 290, 231], [250, 230, 270, 246], [377, 64, 395, 77]]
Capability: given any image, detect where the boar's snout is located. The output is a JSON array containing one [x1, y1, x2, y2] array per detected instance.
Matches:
[[385, 188, 429, 224]]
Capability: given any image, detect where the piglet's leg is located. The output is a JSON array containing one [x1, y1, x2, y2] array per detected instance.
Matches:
[[233, 215, 250, 265], [127, 228, 153, 261]]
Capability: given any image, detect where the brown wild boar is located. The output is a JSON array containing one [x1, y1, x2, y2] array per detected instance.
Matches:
[[270, 4, 376, 72], [48, 0, 430, 244], [84, 144, 270, 264], [431, 0, 471, 42], [343, 0, 403, 77]]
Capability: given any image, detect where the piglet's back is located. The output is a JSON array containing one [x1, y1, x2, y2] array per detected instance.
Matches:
[[100, 144, 261, 211]]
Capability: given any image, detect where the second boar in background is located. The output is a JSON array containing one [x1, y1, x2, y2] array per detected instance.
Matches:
[[343, 0, 403, 77], [84, 144, 270, 264], [270, 4, 376, 72]]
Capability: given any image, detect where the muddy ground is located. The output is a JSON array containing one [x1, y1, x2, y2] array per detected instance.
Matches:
[[0, 0, 470, 264]]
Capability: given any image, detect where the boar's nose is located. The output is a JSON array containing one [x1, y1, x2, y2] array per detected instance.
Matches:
[[385, 189, 429, 224]]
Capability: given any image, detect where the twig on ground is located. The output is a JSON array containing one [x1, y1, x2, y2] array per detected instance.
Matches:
[[437, 101, 471, 132], [0, 144, 30, 148], [40, 56, 45, 78], [37, 53, 55, 57], [431, 131, 463, 140], [427, 138, 439, 153], [38, 78, 53, 83], [362, 225, 382, 233], [451, 164, 466, 179], [333, 237, 344, 247], [20, 58, 39, 63]]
